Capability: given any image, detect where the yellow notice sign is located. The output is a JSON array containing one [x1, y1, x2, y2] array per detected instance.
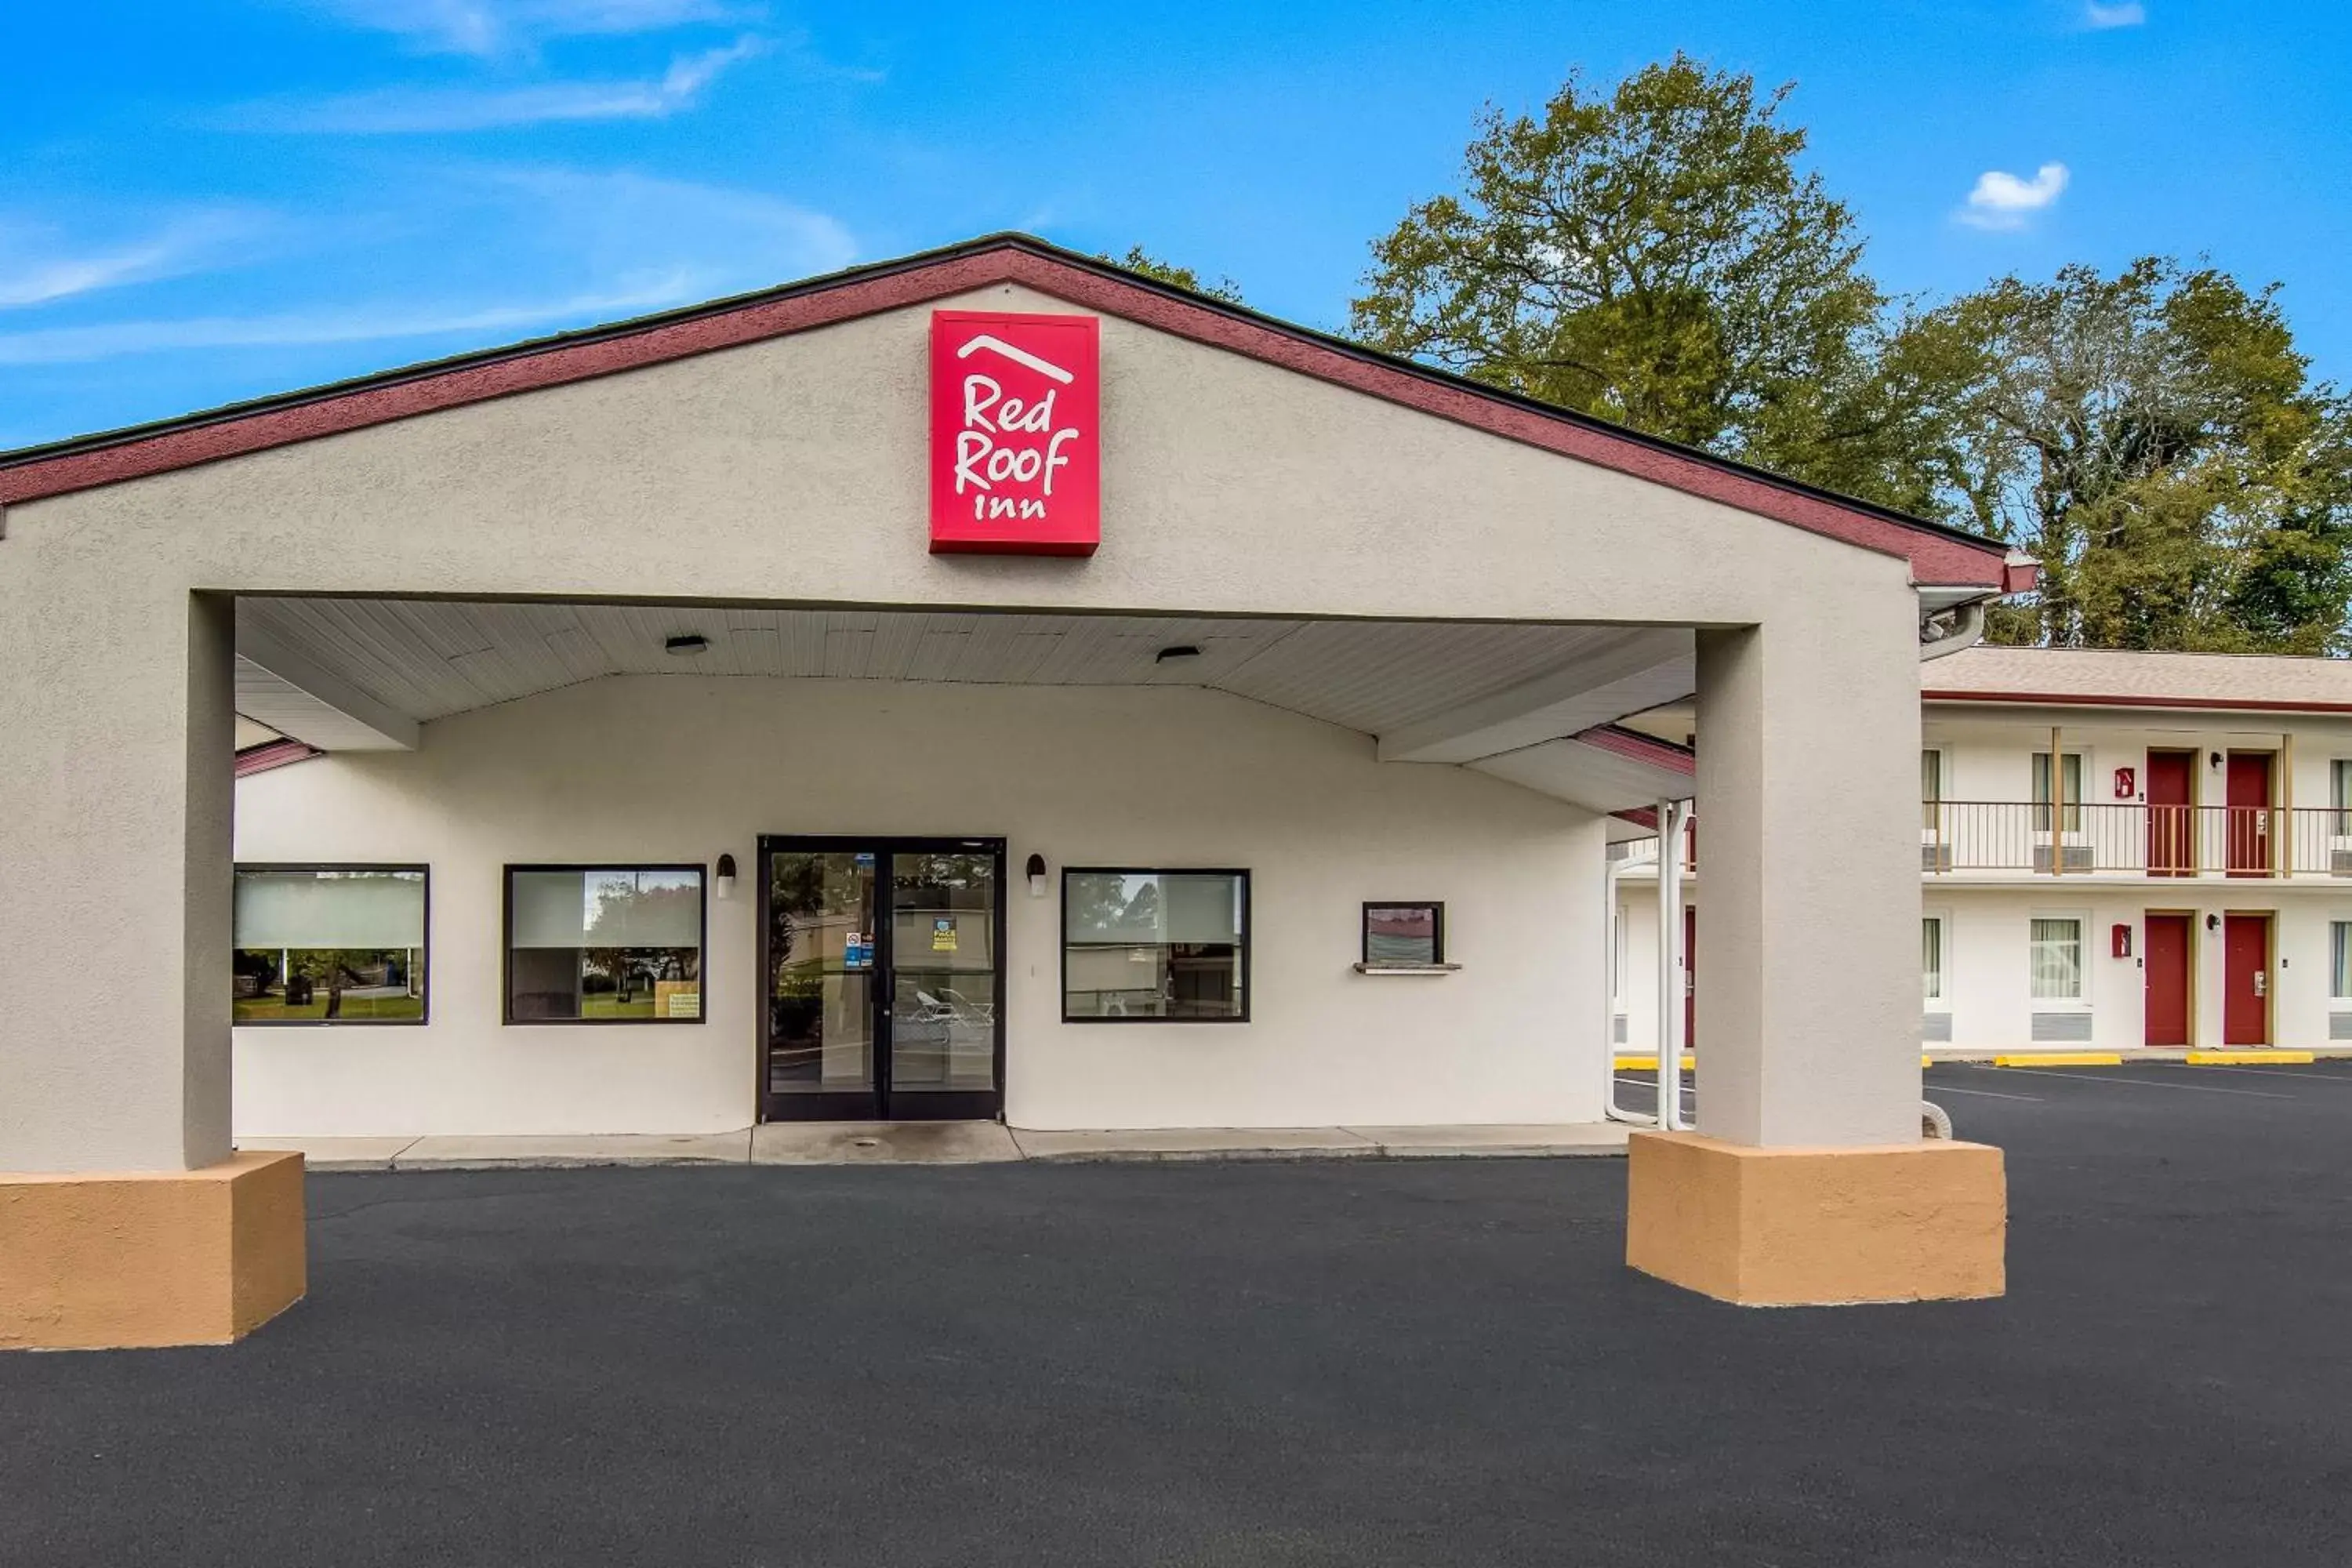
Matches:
[[931, 917, 958, 953]]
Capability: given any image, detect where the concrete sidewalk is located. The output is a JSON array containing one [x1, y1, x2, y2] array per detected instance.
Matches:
[[243, 1121, 1630, 1171]]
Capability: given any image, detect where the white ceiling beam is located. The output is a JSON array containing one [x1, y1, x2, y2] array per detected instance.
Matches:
[[235, 622, 419, 752], [1374, 628, 1693, 764]]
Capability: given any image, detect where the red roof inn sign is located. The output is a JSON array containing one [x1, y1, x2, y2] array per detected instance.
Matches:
[[929, 310, 1101, 555]]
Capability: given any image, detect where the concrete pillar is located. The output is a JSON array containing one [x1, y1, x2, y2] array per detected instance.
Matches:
[[1690, 611, 1921, 1147], [0, 575, 303, 1348], [1624, 597, 2005, 1305]]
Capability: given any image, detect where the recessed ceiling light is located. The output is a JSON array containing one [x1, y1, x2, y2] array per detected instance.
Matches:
[[665, 634, 711, 657], [1154, 644, 1202, 664]]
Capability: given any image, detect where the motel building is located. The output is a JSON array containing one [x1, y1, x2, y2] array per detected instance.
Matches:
[[1610, 644, 2352, 1059], [0, 236, 2025, 1351]]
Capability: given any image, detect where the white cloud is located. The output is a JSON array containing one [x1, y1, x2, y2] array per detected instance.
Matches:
[[241, 35, 764, 132], [0, 210, 269, 309], [0, 278, 697, 365], [2083, 2, 2147, 28], [0, 168, 858, 365], [303, 0, 758, 57], [1958, 162, 2071, 230]]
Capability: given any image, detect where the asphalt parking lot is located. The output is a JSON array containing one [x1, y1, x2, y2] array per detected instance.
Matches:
[[6, 1062, 2351, 1567]]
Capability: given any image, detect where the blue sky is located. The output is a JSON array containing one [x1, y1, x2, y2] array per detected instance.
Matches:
[[4, 1, 2347, 450]]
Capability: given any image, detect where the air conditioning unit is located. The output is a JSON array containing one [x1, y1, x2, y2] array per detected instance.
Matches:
[[2033, 844, 2095, 873], [1921, 844, 1954, 873], [2331, 848, 2352, 876]]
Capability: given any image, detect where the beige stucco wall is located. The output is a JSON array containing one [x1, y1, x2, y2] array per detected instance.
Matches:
[[1, 280, 1925, 1168], [230, 674, 1599, 1134]]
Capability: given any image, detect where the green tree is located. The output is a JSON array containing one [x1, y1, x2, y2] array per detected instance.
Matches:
[[1893, 259, 2352, 652], [1101, 246, 1243, 303], [1348, 53, 1907, 497]]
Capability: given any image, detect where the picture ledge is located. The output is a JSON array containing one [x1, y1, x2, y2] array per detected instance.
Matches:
[[1352, 961, 1463, 975]]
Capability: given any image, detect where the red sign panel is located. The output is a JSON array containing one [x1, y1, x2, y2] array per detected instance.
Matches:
[[929, 310, 1100, 555]]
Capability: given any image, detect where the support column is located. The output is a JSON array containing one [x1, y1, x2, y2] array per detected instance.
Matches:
[[0, 583, 303, 1348], [1624, 601, 2004, 1305]]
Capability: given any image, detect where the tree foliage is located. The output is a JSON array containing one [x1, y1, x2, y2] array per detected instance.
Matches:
[[1102, 246, 1243, 303], [1348, 53, 1893, 491], [1351, 56, 2352, 652], [1895, 260, 2352, 652]]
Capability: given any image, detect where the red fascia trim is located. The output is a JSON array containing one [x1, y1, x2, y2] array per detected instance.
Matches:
[[234, 739, 321, 777], [1923, 689, 2352, 716], [1571, 724, 1697, 775], [0, 243, 2009, 588]]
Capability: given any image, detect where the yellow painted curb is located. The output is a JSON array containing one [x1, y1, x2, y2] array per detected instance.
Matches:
[[1614, 1054, 1696, 1072], [2185, 1050, 2317, 1065], [1992, 1052, 2124, 1068]]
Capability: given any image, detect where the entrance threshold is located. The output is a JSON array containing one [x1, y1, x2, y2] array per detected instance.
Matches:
[[249, 1123, 1631, 1171]]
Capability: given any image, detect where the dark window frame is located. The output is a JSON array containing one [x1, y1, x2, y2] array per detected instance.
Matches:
[[1060, 866, 1251, 1025], [1362, 900, 1446, 966], [231, 862, 432, 1028], [502, 862, 710, 1027]]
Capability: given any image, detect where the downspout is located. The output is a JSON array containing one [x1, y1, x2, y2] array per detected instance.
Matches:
[[1918, 598, 1987, 662], [1915, 592, 1985, 1137]]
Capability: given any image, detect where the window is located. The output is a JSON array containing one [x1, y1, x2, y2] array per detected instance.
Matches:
[[1922, 916, 1947, 1004], [1063, 869, 1247, 1022], [233, 866, 427, 1025], [505, 866, 705, 1023], [1363, 902, 1444, 966], [2333, 760, 2352, 833], [2332, 922, 2352, 1000], [2032, 752, 2085, 833], [2029, 916, 2085, 1001], [1922, 750, 1944, 833]]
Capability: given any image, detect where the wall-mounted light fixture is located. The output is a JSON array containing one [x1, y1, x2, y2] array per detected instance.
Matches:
[[2206, 913, 2221, 931], [1025, 852, 1047, 898], [2210, 750, 2224, 769], [715, 852, 738, 901], [666, 633, 711, 657]]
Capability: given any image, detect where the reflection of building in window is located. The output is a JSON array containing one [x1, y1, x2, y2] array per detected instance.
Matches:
[[1063, 869, 1247, 1021], [506, 866, 705, 1022], [232, 866, 427, 1024], [1363, 902, 1443, 966]]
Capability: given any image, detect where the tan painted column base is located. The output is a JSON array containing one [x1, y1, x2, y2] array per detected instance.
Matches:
[[1, 1151, 307, 1350], [1626, 1131, 2004, 1305]]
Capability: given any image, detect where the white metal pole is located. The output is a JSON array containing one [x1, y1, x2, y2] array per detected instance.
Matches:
[[1603, 843, 1659, 1124], [1657, 798, 1689, 1131]]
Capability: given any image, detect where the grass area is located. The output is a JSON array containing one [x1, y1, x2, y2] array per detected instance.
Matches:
[[234, 993, 424, 1023]]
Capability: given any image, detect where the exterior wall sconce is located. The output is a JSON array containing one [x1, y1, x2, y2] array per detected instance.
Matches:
[[2206, 913, 2221, 931], [715, 853, 737, 901], [2209, 750, 2223, 768], [1025, 853, 1047, 898]]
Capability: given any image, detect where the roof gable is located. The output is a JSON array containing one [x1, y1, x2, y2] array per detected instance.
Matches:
[[0, 234, 2017, 590]]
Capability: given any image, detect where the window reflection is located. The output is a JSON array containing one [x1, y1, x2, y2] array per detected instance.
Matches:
[[1064, 869, 1247, 1022], [506, 867, 704, 1022], [232, 867, 427, 1025]]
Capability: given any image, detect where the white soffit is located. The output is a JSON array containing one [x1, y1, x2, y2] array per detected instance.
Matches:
[[1469, 737, 1695, 815], [234, 598, 1700, 801]]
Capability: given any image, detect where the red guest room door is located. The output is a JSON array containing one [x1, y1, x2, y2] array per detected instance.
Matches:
[[2223, 913, 2271, 1047], [2143, 913, 2192, 1048]]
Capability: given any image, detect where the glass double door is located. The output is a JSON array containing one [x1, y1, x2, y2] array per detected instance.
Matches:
[[760, 836, 1004, 1121]]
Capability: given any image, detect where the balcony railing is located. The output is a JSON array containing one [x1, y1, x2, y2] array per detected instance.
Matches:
[[1921, 801, 2352, 877], [1619, 803, 2352, 879]]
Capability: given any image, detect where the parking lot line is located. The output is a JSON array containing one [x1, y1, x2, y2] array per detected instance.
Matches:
[[1996, 1067, 2294, 1100], [2185, 1064, 2352, 1086], [1924, 1082, 2045, 1102]]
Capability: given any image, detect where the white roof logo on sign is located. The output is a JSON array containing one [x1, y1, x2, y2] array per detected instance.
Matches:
[[955, 333, 1075, 385]]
